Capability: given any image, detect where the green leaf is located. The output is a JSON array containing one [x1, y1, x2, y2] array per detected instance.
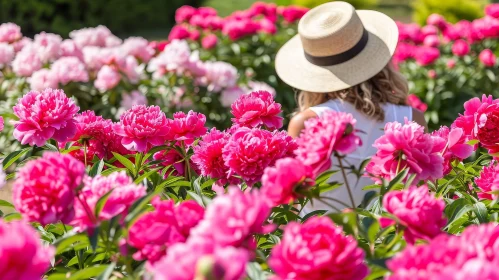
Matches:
[[315, 170, 338, 185], [88, 159, 104, 177], [96, 262, 116, 280], [445, 198, 473, 229], [100, 167, 127, 176], [187, 191, 212, 207], [301, 210, 327, 222], [44, 143, 59, 152], [473, 202, 489, 224], [383, 169, 409, 195], [67, 256, 79, 267], [89, 226, 100, 251], [55, 234, 88, 254], [111, 152, 135, 175], [47, 274, 68, 280], [363, 184, 381, 191], [0, 199, 14, 208], [94, 189, 114, 218], [3, 212, 21, 221], [3, 147, 31, 170], [69, 265, 109, 280], [133, 167, 162, 185], [125, 190, 160, 226]]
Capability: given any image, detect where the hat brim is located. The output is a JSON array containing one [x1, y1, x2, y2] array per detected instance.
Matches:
[[275, 10, 399, 93]]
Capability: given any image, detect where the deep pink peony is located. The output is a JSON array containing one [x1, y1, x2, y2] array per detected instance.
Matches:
[[114, 105, 170, 152], [393, 42, 416, 64], [13, 152, 85, 225], [269, 216, 368, 280], [148, 236, 249, 280], [426, 14, 446, 29], [422, 34, 439, 47], [486, 4, 499, 18], [51, 56, 89, 85], [231, 90, 283, 130], [294, 111, 362, 176], [387, 223, 499, 280], [0, 220, 54, 280], [382, 185, 446, 244], [175, 5, 197, 23], [451, 39, 470, 57], [476, 164, 499, 200], [201, 34, 218, 49], [13, 88, 79, 146], [472, 103, 499, 154], [366, 120, 446, 183], [168, 25, 191, 41], [191, 187, 272, 249], [259, 18, 277, 34], [222, 127, 296, 185], [72, 172, 146, 231], [29, 69, 59, 91], [0, 22, 22, 43], [11, 45, 43, 77], [94, 65, 120, 92], [278, 5, 309, 23], [432, 126, 474, 175], [261, 157, 315, 206], [168, 110, 207, 144], [222, 18, 260, 41], [407, 94, 428, 112], [192, 128, 233, 181], [414, 46, 440, 66], [452, 94, 499, 141], [480, 49, 497, 67], [128, 198, 203, 263], [0, 116, 3, 132]]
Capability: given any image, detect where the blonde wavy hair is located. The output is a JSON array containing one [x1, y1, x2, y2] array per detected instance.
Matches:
[[296, 63, 408, 121]]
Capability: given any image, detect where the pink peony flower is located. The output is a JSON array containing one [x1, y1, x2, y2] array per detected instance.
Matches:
[[221, 86, 247, 107], [72, 172, 146, 231], [148, 236, 249, 280], [295, 111, 362, 176], [168, 110, 207, 144], [476, 164, 499, 200], [407, 94, 428, 112], [421, 25, 438, 36], [366, 120, 446, 183], [259, 18, 277, 34], [486, 4, 499, 18], [114, 105, 170, 152], [222, 18, 260, 41], [387, 223, 499, 280], [192, 187, 272, 249], [11, 45, 43, 77], [223, 127, 296, 185], [397, 22, 423, 43], [0, 220, 54, 280], [94, 65, 121, 92], [382, 185, 446, 244], [13, 152, 85, 225], [198, 61, 238, 92], [261, 157, 315, 206], [231, 90, 283, 130], [122, 37, 155, 62], [480, 49, 497, 67], [0, 22, 22, 43], [168, 25, 192, 41], [70, 25, 118, 48], [447, 59, 456, 69], [12, 37, 32, 52], [269, 216, 368, 280], [470, 103, 499, 154], [29, 69, 59, 91], [452, 94, 499, 141], [278, 5, 309, 23], [153, 147, 197, 178], [51, 56, 89, 85], [426, 14, 447, 29], [174, 200, 206, 237], [33, 32, 62, 63], [393, 42, 416, 64], [0, 116, 3, 132], [120, 90, 148, 111], [432, 126, 474, 175], [13, 88, 79, 146], [175, 5, 197, 23], [451, 39, 470, 57], [201, 34, 218, 49], [60, 39, 84, 61], [423, 35, 439, 47], [247, 80, 276, 97], [0, 43, 14, 66], [147, 40, 193, 78], [414, 46, 440, 66], [427, 69, 437, 79]]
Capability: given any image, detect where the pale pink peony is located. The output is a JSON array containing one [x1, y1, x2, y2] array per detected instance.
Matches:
[[168, 110, 207, 144], [114, 105, 170, 152], [0, 43, 14, 66], [60, 39, 84, 61], [0, 220, 54, 280], [261, 157, 315, 206], [122, 55, 140, 83], [231, 90, 283, 130], [476, 164, 499, 200], [269, 216, 368, 280], [11, 45, 43, 77], [295, 111, 362, 176], [12, 37, 32, 52], [148, 236, 249, 280], [13, 88, 79, 146], [366, 120, 446, 183], [223, 127, 296, 185], [120, 90, 148, 112], [94, 65, 121, 92], [147, 40, 194, 78], [0, 22, 22, 43], [29, 69, 59, 91], [246, 80, 276, 97], [407, 94, 428, 112], [480, 49, 497, 67], [452, 94, 499, 141], [51, 56, 89, 85], [451, 39, 470, 57], [72, 172, 146, 231], [33, 32, 62, 63], [432, 126, 474, 175], [199, 61, 238, 92], [387, 223, 499, 280], [13, 152, 85, 225], [191, 187, 272, 249], [447, 59, 456, 69], [122, 37, 155, 62], [70, 25, 118, 48], [221, 86, 247, 107], [382, 185, 446, 244], [192, 128, 232, 181]]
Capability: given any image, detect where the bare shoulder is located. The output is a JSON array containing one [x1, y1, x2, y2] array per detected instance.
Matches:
[[411, 108, 428, 132], [288, 109, 318, 138]]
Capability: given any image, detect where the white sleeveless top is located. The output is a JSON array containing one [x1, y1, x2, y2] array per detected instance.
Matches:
[[303, 99, 412, 213]]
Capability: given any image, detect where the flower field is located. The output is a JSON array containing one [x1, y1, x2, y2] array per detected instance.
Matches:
[[2, 2, 499, 280]]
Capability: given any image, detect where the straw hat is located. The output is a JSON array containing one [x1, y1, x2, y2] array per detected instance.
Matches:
[[275, 1, 399, 93]]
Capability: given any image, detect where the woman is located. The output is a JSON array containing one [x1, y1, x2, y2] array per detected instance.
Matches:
[[275, 1, 427, 212]]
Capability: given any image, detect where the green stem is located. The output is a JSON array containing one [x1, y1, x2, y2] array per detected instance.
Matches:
[[83, 142, 88, 167], [316, 198, 342, 212], [337, 156, 356, 209]]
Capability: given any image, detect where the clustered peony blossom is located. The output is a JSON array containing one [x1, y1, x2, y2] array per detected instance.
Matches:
[[432, 126, 474, 175], [168, 110, 207, 144], [50, 56, 89, 85], [127, 197, 204, 263], [0, 22, 22, 43], [479, 49, 497, 67], [407, 94, 428, 112], [199, 61, 238, 92], [261, 157, 315, 206], [122, 37, 155, 62], [60, 39, 84, 61], [223, 127, 296, 185], [451, 39, 470, 57], [382, 185, 447, 244], [0, 43, 14, 66], [13, 152, 85, 225], [476, 164, 499, 200], [114, 105, 170, 152], [69, 25, 121, 48], [452, 94, 499, 141], [366, 120, 446, 183], [0, 220, 54, 280], [94, 65, 121, 92], [33, 32, 62, 63], [201, 34, 218, 49], [269, 216, 368, 280], [11, 45, 42, 77], [231, 90, 283, 130], [13, 88, 79, 146], [295, 111, 362, 176], [29, 69, 59, 91]]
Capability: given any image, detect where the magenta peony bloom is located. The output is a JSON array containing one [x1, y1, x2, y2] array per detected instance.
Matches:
[[414, 46, 440, 66], [432, 126, 474, 175], [407, 94, 428, 112], [168, 25, 191, 41], [387, 223, 499, 279], [261, 157, 315, 206], [231, 90, 283, 130], [259, 18, 277, 34], [192, 187, 272, 249], [201, 34, 218, 49], [422, 35, 439, 47], [33, 32, 62, 63], [128, 198, 203, 263], [295, 111, 362, 176], [148, 236, 249, 280], [0, 116, 3, 132], [0, 22, 22, 43], [72, 172, 145, 231], [168, 110, 207, 144], [94, 65, 120, 92], [222, 18, 260, 41], [278, 5, 309, 23], [11, 45, 43, 77], [29, 69, 59, 91], [366, 120, 446, 183], [114, 105, 170, 152], [13, 152, 85, 225], [51, 56, 89, 85], [13, 88, 79, 146], [452, 94, 499, 141], [0, 220, 54, 279], [427, 14, 446, 29], [0, 43, 14, 66], [175, 5, 197, 23], [480, 49, 497, 67], [60, 39, 84, 61], [476, 164, 499, 200], [486, 4, 499, 18], [451, 39, 470, 57], [223, 127, 296, 185], [382, 185, 446, 244], [122, 37, 155, 62], [269, 216, 368, 280]]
